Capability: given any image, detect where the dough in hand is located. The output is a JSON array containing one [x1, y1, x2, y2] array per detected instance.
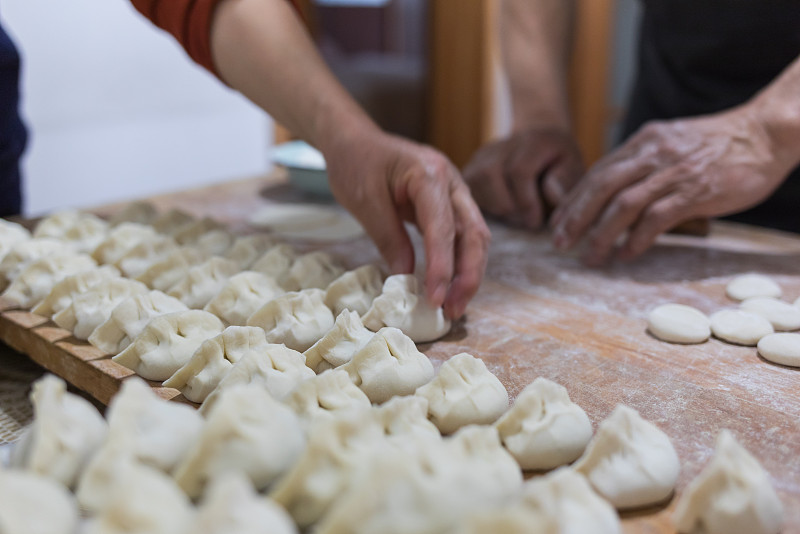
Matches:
[[574, 404, 680, 510], [757, 332, 800, 367], [672, 429, 782, 534], [247, 288, 335, 351], [726, 274, 782, 301], [281, 251, 345, 291], [739, 297, 800, 331], [1, 253, 97, 309], [113, 309, 225, 381], [362, 274, 451, 343], [204, 270, 285, 326], [174, 384, 305, 498], [284, 369, 372, 426], [416, 352, 508, 434], [304, 309, 375, 373], [31, 265, 120, 318], [342, 326, 435, 403], [494, 377, 592, 470], [647, 303, 710, 344], [0, 468, 79, 534], [710, 309, 774, 346], [167, 256, 241, 309], [135, 247, 208, 292], [324, 264, 384, 317]]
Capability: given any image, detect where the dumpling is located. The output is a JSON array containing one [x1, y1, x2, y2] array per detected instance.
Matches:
[[304, 310, 375, 373], [247, 288, 334, 351], [174, 384, 306, 498], [362, 274, 451, 343], [189, 473, 298, 534], [281, 251, 345, 291], [88, 290, 189, 354], [223, 234, 278, 269], [204, 271, 285, 326], [495, 377, 592, 470], [52, 277, 149, 340], [324, 264, 384, 317], [195, 228, 236, 257], [82, 460, 193, 534], [163, 326, 270, 403], [373, 395, 440, 441], [113, 309, 225, 381], [113, 234, 179, 278], [0, 468, 79, 534], [135, 247, 208, 291], [284, 369, 372, 425], [0, 218, 31, 260], [173, 216, 227, 245], [91, 222, 158, 265], [9, 375, 107, 488], [150, 208, 194, 235], [200, 343, 314, 415], [0, 238, 74, 289], [107, 200, 158, 226], [574, 404, 680, 509], [167, 256, 241, 309], [31, 265, 120, 318], [32, 209, 82, 238], [35, 211, 109, 253], [1, 252, 97, 309], [250, 243, 297, 280], [672, 430, 783, 534], [342, 327, 435, 404]]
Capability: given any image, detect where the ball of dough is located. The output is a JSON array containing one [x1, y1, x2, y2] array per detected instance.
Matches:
[[739, 297, 800, 331], [726, 274, 782, 301], [757, 333, 800, 368], [647, 303, 710, 344], [710, 309, 774, 346]]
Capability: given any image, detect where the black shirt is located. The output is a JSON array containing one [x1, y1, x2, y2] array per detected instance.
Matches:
[[0, 19, 25, 217]]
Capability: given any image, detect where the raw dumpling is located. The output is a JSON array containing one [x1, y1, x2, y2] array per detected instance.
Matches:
[[672, 430, 782, 534], [91, 222, 158, 265], [200, 343, 314, 415], [195, 228, 236, 257], [362, 274, 451, 343], [574, 404, 680, 509], [0, 218, 31, 260], [151, 208, 195, 235], [324, 264, 384, 317], [107, 200, 158, 226], [250, 243, 297, 280], [494, 377, 592, 470], [342, 327, 435, 403], [31, 265, 120, 318], [304, 310, 375, 373], [9, 375, 107, 488], [1, 252, 97, 309], [284, 369, 372, 425], [247, 288, 335, 351], [164, 326, 270, 403], [415, 352, 508, 434], [0, 238, 74, 289], [35, 210, 109, 253], [204, 271, 285, 326], [32, 209, 82, 238], [0, 468, 79, 534], [189, 473, 298, 534], [223, 234, 277, 269], [113, 309, 225, 381], [113, 234, 179, 278], [173, 216, 226, 245], [136, 247, 208, 291], [88, 290, 189, 355], [167, 256, 241, 309], [373, 395, 440, 441], [174, 384, 306, 498], [281, 251, 345, 291], [52, 277, 149, 340]]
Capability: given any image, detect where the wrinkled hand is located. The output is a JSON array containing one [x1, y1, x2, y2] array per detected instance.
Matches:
[[463, 128, 584, 229], [323, 130, 491, 320], [550, 107, 794, 265]]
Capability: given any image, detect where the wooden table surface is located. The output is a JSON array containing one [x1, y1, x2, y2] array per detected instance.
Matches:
[[83, 174, 800, 533]]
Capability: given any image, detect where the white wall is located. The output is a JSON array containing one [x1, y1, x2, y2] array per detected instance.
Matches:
[[2, 0, 272, 216]]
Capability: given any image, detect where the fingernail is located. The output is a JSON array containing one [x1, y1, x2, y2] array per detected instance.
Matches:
[[431, 283, 447, 308]]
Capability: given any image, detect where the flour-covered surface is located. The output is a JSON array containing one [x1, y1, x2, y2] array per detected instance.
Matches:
[[21, 175, 800, 532]]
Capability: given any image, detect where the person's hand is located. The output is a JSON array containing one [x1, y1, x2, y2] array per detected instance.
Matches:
[[463, 127, 584, 229], [323, 128, 491, 320], [550, 106, 798, 265]]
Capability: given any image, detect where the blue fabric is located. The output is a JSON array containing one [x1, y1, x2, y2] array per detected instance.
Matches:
[[0, 19, 26, 216]]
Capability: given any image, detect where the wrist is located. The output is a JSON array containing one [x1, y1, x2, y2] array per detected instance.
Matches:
[[749, 87, 800, 172]]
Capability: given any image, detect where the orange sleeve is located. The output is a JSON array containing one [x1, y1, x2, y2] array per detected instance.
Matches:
[[130, 0, 304, 76]]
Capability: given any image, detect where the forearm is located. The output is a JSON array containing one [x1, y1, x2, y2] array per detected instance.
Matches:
[[209, 0, 380, 153], [501, 0, 576, 133]]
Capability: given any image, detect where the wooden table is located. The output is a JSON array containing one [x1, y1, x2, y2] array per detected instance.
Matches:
[[15, 173, 800, 533]]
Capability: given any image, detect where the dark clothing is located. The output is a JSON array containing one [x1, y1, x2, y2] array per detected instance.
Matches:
[[0, 20, 25, 217], [624, 0, 800, 233]]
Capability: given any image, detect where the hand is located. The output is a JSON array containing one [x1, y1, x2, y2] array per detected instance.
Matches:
[[550, 106, 796, 265], [463, 127, 584, 229], [323, 129, 491, 320]]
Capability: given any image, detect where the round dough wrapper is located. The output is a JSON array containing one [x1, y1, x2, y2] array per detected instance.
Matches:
[[647, 304, 710, 344], [757, 333, 800, 368], [740, 297, 800, 331], [710, 309, 773, 346], [726, 274, 781, 301]]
